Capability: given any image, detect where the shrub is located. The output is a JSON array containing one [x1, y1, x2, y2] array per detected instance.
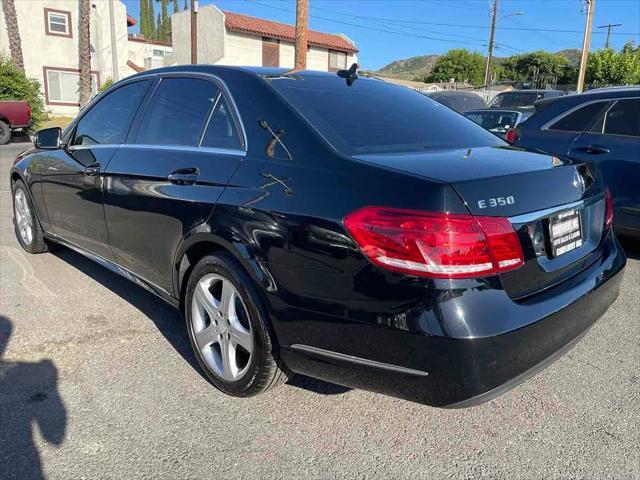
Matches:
[[99, 77, 114, 93], [0, 54, 47, 128]]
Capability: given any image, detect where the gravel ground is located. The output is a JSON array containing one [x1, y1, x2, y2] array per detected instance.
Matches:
[[1, 140, 639, 480]]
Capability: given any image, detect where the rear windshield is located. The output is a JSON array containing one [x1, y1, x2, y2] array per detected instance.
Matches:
[[267, 75, 502, 155], [431, 93, 487, 113], [491, 91, 542, 108], [464, 111, 519, 132]]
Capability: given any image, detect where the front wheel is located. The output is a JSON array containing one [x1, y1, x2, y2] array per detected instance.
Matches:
[[12, 179, 48, 254], [185, 253, 290, 397], [0, 120, 10, 145]]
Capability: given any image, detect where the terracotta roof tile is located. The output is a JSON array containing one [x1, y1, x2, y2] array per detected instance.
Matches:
[[223, 11, 358, 53]]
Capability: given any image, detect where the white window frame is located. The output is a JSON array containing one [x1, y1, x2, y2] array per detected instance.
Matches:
[[45, 69, 98, 105], [45, 9, 71, 37]]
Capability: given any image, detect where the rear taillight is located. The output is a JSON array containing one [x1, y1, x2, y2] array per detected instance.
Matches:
[[343, 207, 524, 279], [605, 188, 613, 230], [505, 127, 517, 143]]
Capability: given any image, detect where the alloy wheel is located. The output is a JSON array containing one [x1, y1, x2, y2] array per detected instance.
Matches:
[[14, 188, 33, 246], [191, 274, 254, 381]]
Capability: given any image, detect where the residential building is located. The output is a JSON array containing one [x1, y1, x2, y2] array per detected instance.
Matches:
[[0, 0, 173, 115], [171, 5, 358, 71]]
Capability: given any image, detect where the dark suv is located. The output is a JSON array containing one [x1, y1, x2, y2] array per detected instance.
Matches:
[[11, 66, 626, 407], [513, 86, 640, 238], [490, 89, 564, 111]]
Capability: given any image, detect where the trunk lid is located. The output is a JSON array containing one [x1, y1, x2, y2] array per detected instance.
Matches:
[[354, 146, 607, 299]]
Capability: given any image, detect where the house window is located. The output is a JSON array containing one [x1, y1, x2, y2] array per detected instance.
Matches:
[[328, 50, 347, 72], [152, 49, 169, 58], [44, 68, 99, 105], [262, 38, 279, 67], [44, 8, 72, 38]]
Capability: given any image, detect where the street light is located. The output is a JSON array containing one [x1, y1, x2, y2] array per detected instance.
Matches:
[[484, 3, 524, 86]]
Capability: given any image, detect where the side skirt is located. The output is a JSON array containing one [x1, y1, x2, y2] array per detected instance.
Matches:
[[45, 232, 180, 309]]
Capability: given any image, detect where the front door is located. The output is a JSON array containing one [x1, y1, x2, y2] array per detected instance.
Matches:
[[41, 79, 152, 259], [103, 75, 246, 294]]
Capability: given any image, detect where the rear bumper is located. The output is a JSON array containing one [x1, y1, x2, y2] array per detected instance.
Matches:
[[279, 233, 626, 407]]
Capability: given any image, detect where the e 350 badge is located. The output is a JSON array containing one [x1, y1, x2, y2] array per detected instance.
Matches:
[[477, 196, 515, 209]]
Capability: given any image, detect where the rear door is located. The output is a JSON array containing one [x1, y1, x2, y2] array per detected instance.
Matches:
[[103, 74, 245, 294], [569, 97, 640, 232]]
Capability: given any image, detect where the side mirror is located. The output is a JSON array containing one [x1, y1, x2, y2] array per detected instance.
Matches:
[[35, 127, 62, 149]]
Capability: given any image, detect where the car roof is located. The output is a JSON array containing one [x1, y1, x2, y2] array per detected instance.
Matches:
[[464, 109, 521, 114]]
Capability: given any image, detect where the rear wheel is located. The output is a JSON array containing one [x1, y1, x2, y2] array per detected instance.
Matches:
[[0, 120, 11, 145], [185, 253, 289, 397], [12, 180, 48, 254]]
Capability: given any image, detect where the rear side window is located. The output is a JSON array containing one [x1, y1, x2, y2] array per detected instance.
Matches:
[[268, 76, 500, 155], [491, 92, 540, 108], [73, 80, 150, 145], [601, 99, 640, 137], [136, 78, 219, 146], [201, 100, 242, 150], [548, 101, 609, 132]]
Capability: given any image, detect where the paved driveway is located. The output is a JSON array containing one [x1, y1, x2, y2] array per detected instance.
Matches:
[[1, 141, 639, 479]]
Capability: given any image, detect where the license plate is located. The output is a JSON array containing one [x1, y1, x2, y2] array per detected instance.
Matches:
[[549, 209, 583, 257]]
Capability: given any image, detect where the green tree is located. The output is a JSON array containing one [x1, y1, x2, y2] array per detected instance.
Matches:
[[424, 49, 485, 86], [585, 42, 640, 85], [147, 0, 156, 38], [498, 51, 576, 85], [0, 54, 46, 127]]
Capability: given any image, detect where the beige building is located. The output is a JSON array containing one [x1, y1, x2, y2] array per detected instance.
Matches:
[[171, 5, 358, 71], [0, 0, 174, 115]]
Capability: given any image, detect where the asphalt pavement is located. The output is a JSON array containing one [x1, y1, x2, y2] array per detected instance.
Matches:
[[1, 139, 639, 479]]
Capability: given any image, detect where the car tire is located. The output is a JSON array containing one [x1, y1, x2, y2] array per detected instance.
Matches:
[[185, 252, 291, 397], [0, 120, 11, 145], [12, 179, 49, 254]]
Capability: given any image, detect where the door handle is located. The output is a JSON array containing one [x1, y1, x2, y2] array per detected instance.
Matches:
[[85, 162, 101, 176], [167, 168, 199, 185], [572, 144, 610, 154]]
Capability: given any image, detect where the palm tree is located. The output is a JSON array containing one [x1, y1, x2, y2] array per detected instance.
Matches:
[[1, 0, 25, 72], [78, 0, 92, 106]]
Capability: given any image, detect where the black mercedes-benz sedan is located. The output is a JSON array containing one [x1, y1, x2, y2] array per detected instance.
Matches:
[[10, 66, 626, 407]]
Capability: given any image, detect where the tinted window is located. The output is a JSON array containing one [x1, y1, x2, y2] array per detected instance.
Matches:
[[269, 76, 501, 155], [201, 99, 242, 150], [464, 111, 519, 132], [602, 99, 640, 137], [431, 93, 487, 113], [491, 91, 541, 108], [136, 78, 219, 146], [73, 80, 149, 145], [548, 101, 609, 132]]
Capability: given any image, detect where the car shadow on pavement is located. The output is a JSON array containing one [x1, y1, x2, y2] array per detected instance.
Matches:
[[52, 246, 350, 396], [619, 238, 639, 260], [0, 315, 67, 480]]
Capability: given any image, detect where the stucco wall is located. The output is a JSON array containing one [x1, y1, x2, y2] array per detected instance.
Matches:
[[171, 5, 224, 65], [0, 0, 131, 116], [127, 38, 173, 71]]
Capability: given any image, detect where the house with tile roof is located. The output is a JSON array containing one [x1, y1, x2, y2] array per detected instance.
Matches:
[[171, 5, 358, 71]]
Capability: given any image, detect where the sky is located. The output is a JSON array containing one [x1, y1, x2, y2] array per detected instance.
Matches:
[[121, 0, 640, 70]]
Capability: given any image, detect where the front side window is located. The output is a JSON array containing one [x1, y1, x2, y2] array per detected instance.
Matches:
[[268, 75, 501, 155], [601, 99, 640, 138], [548, 101, 609, 132], [45, 9, 71, 37], [201, 100, 242, 150], [135, 78, 219, 146], [73, 80, 150, 146], [328, 50, 347, 72], [45, 69, 98, 105]]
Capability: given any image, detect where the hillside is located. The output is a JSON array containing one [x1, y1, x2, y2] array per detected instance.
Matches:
[[374, 49, 582, 81], [374, 54, 440, 80]]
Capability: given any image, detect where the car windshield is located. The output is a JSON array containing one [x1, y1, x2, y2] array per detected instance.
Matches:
[[464, 111, 519, 132], [491, 92, 541, 108], [267, 74, 502, 155]]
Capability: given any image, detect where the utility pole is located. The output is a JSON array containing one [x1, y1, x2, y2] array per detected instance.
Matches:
[[597, 23, 622, 48], [483, 0, 498, 87], [577, 0, 595, 93], [294, 0, 308, 70], [109, 0, 119, 81], [190, 0, 198, 64]]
